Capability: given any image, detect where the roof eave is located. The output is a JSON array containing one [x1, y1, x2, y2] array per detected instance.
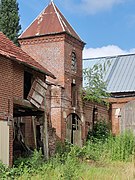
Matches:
[[13, 58, 56, 79], [0, 54, 56, 79]]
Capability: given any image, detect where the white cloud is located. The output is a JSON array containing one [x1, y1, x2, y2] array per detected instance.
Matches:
[[80, 0, 124, 14], [83, 45, 135, 58], [64, 0, 126, 14]]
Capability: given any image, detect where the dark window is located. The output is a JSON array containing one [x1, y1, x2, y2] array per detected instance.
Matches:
[[71, 83, 76, 107], [71, 52, 77, 71], [24, 71, 33, 99]]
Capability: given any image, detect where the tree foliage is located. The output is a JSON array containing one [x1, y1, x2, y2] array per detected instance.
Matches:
[[83, 60, 111, 105], [0, 0, 21, 45]]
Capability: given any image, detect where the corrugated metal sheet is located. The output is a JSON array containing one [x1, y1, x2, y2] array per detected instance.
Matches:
[[0, 121, 9, 166], [83, 54, 135, 93]]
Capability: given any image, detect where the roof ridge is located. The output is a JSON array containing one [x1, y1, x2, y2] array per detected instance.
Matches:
[[83, 53, 135, 61], [52, 1, 65, 31], [19, 4, 48, 38]]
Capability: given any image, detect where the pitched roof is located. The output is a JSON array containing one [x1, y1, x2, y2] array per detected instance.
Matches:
[[83, 54, 135, 93], [0, 32, 55, 78], [19, 2, 82, 42]]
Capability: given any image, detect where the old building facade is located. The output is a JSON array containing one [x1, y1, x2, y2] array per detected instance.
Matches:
[[0, 2, 109, 166], [18, 1, 109, 145], [19, 1, 86, 146]]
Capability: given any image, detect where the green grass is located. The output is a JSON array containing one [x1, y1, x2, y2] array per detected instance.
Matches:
[[0, 131, 135, 179]]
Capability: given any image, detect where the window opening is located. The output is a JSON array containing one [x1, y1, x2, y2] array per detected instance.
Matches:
[[24, 71, 33, 99], [71, 52, 77, 71], [71, 83, 76, 107]]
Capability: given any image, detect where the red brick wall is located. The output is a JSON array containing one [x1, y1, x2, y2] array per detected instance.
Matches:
[[13, 62, 24, 98], [19, 35, 65, 86], [0, 57, 13, 119], [83, 101, 109, 139]]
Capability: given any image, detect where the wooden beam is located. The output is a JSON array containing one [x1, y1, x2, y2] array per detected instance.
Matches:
[[13, 97, 44, 111], [13, 110, 43, 117]]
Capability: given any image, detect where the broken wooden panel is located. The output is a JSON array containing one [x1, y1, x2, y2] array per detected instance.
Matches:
[[73, 120, 82, 147], [28, 78, 48, 109], [120, 100, 135, 134], [66, 114, 72, 142], [0, 121, 9, 166], [66, 113, 82, 146]]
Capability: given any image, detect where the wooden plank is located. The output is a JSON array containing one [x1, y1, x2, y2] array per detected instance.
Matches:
[[13, 97, 44, 111], [120, 100, 135, 134], [28, 78, 48, 109]]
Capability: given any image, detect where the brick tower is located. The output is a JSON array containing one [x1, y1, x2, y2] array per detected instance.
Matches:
[[19, 1, 85, 145]]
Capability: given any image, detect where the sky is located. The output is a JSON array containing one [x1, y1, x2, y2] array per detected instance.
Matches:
[[18, 0, 135, 58]]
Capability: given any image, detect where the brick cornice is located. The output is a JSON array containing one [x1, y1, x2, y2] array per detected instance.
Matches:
[[19, 32, 85, 49], [19, 34, 65, 45], [64, 33, 85, 50]]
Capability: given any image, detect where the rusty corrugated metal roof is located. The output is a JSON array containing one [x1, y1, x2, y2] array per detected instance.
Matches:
[[19, 2, 82, 42], [0, 32, 55, 78]]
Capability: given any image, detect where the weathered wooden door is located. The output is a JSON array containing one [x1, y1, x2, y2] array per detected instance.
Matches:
[[120, 100, 135, 134], [66, 113, 82, 146]]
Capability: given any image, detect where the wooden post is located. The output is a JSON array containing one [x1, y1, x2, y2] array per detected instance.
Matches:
[[32, 117, 37, 149], [43, 88, 49, 160]]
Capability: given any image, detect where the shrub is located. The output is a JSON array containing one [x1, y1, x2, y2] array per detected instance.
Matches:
[[87, 119, 110, 142]]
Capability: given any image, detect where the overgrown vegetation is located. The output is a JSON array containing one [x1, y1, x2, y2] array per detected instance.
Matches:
[[87, 119, 110, 141], [1, 124, 135, 179], [83, 60, 111, 106]]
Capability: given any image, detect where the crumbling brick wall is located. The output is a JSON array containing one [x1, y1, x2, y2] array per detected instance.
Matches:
[[83, 101, 109, 139]]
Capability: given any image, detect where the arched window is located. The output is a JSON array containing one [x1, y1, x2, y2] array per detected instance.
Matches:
[[71, 52, 77, 71]]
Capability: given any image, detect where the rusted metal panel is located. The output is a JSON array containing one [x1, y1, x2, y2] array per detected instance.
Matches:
[[19, 2, 81, 42], [0, 121, 9, 166], [120, 100, 135, 134], [28, 78, 47, 109]]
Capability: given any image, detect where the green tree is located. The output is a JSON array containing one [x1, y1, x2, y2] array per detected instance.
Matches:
[[83, 60, 111, 106], [0, 0, 21, 45]]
